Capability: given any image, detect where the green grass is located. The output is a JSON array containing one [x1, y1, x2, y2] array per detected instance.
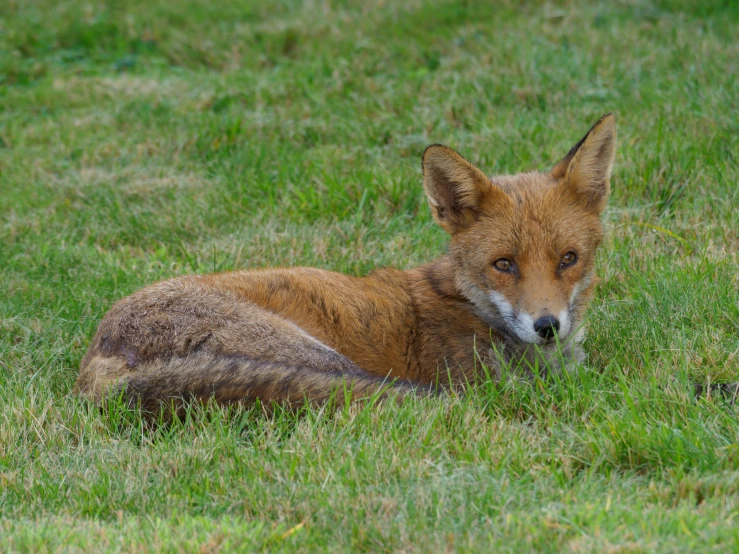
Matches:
[[1, 0, 739, 551]]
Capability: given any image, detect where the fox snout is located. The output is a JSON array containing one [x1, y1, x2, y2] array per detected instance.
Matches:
[[488, 291, 574, 345], [515, 308, 571, 345]]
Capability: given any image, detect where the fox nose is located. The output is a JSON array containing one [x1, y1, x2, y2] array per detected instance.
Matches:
[[533, 316, 560, 339]]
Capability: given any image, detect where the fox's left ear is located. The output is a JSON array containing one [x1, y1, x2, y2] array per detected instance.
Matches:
[[552, 113, 616, 214]]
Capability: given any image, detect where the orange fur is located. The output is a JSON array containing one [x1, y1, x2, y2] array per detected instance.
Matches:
[[76, 114, 617, 412]]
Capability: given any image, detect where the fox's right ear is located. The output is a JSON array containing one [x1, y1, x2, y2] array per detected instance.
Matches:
[[422, 145, 503, 234], [552, 113, 617, 214]]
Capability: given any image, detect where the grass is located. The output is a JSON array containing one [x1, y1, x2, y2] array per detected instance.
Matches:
[[1, 0, 738, 551]]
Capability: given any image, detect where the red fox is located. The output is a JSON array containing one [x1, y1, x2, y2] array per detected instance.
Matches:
[[75, 114, 617, 412]]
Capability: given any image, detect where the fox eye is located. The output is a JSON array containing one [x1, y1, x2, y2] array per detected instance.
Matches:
[[493, 258, 513, 272], [560, 252, 578, 268]]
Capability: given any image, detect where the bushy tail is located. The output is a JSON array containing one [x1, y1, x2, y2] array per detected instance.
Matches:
[[76, 351, 429, 416]]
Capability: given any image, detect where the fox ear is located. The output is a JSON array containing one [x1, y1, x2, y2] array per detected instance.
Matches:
[[422, 145, 500, 234], [552, 113, 616, 213]]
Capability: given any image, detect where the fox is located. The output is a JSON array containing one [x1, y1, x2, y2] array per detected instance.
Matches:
[[75, 114, 617, 413]]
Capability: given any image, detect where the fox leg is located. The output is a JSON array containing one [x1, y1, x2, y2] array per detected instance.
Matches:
[[75, 281, 422, 413]]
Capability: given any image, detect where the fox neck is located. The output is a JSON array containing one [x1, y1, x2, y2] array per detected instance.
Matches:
[[408, 255, 516, 339]]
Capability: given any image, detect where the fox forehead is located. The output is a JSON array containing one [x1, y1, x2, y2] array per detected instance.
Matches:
[[489, 170, 555, 194], [465, 171, 604, 260]]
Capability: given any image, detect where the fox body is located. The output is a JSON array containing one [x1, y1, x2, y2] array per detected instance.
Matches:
[[76, 114, 617, 411]]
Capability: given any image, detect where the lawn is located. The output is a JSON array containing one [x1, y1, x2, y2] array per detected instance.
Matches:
[[1, 0, 738, 551]]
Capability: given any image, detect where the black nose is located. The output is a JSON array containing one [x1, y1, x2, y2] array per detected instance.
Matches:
[[533, 316, 560, 339]]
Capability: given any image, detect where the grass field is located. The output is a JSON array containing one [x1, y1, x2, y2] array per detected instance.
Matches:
[[2, 0, 739, 551]]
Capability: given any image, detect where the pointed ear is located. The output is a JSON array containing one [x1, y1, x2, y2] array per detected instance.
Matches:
[[422, 145, 500, 234], [552, 113, 616, 213]]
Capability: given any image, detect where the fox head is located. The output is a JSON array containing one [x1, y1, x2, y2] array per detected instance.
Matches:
[[422, 114, 616, 346]]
